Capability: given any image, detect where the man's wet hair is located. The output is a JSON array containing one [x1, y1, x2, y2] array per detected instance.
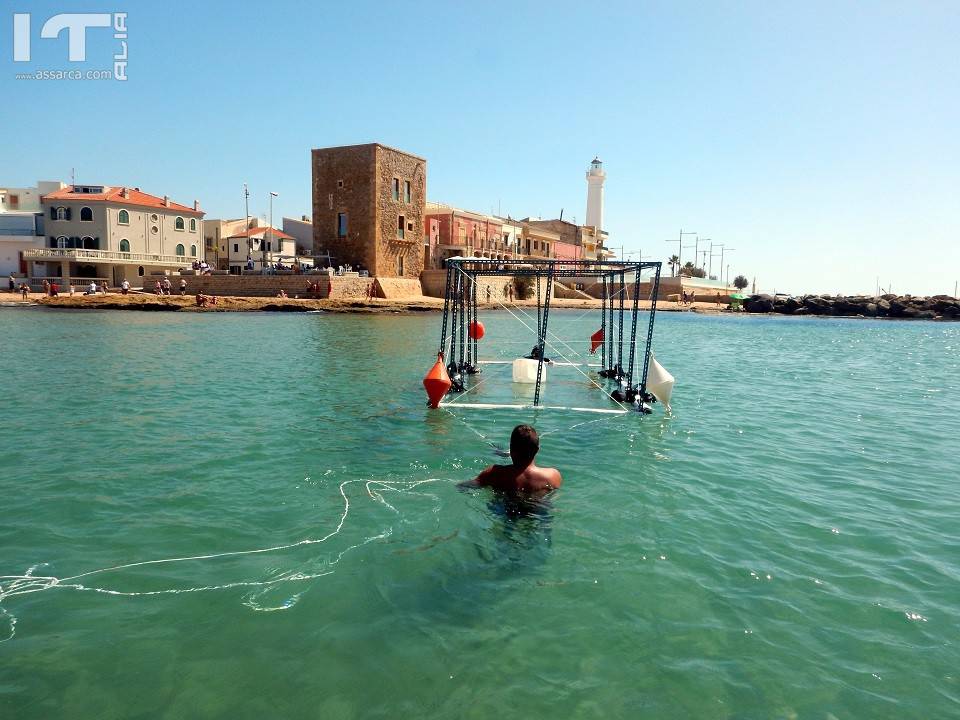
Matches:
[[510, 424, 540, 464]]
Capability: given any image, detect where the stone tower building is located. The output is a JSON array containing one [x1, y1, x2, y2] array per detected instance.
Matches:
[[312, 143, 426, 278]]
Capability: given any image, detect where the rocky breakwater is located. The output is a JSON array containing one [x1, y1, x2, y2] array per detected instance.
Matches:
[[743, 293, 960, 320]]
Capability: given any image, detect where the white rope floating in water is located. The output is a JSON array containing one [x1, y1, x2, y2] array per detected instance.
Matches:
[[0, 478, 449, 641]]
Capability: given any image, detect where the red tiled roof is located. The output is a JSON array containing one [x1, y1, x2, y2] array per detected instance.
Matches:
[[226, 226, 294, 240], [41, 186, 203, 215]]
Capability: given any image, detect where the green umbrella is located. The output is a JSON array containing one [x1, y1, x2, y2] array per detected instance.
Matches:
[[730, 293, 747, 299]]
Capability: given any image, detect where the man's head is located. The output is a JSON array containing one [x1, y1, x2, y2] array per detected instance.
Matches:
[[510, 424, 540, 466]]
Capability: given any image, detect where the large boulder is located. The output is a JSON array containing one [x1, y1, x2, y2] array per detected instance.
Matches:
[[914, 310, 936, 320], [791, 306, 810, 316], [782, 296, 802, 313], [876, 298, 891, 316], [897, 304, 919, 318], [745, 294, 774, 313], [803, 296, 834, 315], [833, 297, 865, 316], [863, 303, 878, 317]]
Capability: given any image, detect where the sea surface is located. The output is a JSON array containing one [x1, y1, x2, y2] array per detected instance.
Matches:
[[1, 307, 958, 719]]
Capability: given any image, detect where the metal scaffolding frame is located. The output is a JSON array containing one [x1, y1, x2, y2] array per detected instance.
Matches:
[[437, 258, 662, 412]]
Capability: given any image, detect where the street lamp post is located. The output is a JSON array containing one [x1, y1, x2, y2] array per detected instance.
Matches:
[[267, 191, 278, 272], [698, 238, 712, 271], [708, 242, 724, 278], [721, 248, 735, 286], [665, 229, 697, 272]]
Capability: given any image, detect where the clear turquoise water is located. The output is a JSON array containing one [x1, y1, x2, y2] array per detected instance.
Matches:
[[1, 308, 958, 719]]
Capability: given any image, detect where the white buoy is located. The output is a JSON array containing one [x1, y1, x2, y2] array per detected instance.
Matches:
[[647, 354, 675, 411], [512, 358, 545, 384]]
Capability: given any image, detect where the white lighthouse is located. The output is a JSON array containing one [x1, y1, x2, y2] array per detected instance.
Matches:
[[585, 157, 605, 230]]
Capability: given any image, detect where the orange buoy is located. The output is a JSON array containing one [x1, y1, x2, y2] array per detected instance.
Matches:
[[468, 321, 485, 340], [590, 328, 604, 354], [423, 353, 452, 408]]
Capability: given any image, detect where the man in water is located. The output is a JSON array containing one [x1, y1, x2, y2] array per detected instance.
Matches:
[[464, 425, 562, 496]]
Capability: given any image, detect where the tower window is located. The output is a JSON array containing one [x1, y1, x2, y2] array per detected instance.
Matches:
[[397, 215, 405, 240], [392, 178, 400, 201], [404, 180, 411, 204], [337, 213, 348, 238]]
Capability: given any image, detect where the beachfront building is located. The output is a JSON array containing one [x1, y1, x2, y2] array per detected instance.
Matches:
[[0, 181, 65, 277], [499, 217, 524, 258], [312, 143, 426, 278], [423, 202, 513, 268], [27, 185, 204, 288], [281, 216, 314, 256], [519, 222, 560, 260], [203, 218, 252, 271], [223, 226, 297, 274]]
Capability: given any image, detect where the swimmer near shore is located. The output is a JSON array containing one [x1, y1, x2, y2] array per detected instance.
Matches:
[[461, 425, 562, 497]]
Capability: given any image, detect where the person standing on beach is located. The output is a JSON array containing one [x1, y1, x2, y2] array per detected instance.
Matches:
[[121, 279, 130, 295], [8, 274, 14, 293], [20, 283, 29, 300], [462, 425, 562, 497], [180, 278, 187, 295], [42, 279, 50, 296]]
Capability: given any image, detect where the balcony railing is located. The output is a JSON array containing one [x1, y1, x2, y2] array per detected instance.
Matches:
[[22, 248, 191, 266]]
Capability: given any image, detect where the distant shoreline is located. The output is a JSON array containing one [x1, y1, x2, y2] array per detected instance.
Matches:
[[3, 293, 728, 315]]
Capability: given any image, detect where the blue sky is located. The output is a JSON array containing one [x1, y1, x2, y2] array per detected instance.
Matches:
[[3, 1, 958, 295]]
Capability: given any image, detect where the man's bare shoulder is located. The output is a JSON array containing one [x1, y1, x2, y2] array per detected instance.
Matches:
[[539, 466, 562, 489]]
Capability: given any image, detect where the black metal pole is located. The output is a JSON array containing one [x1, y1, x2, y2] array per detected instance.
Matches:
[[600, 274, 607, 370], [448, 267, 460, 374], [534, 263, 554, 406], [626, 264, 642, 391], [439, 263, 453, 357], [640, 264, 662, 397], [618, 269, 625, 378], [607, 271, 614, 373]]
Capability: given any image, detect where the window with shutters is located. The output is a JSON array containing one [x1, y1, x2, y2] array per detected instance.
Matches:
[[80, 207, 93, 222], [119, 239, 130, 252], [118, 209, 129, 225], [175, 217, 185, 231], [175, 244, 185, 256]]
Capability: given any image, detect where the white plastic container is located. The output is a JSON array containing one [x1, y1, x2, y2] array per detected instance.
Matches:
[[512, 358, 546, 384]]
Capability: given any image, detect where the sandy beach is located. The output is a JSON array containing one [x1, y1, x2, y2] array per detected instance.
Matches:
[[3, 291, 728, 314]]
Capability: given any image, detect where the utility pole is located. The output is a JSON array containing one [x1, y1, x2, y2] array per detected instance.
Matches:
[[243, 183, 250, 271], [267, 191, 278, 272], [697, 237, 710, 270], [666, 229, 697, 271], [720, 247, 735, 284], [709, 242, 724, 278]]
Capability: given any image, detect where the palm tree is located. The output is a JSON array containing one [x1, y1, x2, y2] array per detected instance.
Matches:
[[668, 254, 680, 277]]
